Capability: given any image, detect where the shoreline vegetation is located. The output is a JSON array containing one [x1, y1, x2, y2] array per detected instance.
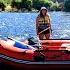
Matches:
[[0, 0, 70, 12]]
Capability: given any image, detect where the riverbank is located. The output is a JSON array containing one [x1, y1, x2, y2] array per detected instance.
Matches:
[[0, 0, 70, 13]]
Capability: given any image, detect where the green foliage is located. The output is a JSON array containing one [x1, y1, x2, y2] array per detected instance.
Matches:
[[33, 0, 52, 10], [5, 5, 12, 12], [0, 2, 5, 11], [50, 1, 61, 11], [64, 0, 70, 12], [33, 0, 44, 10], [21, 0, 32, 9], [0, 0, 12, 6], [25, 0, 33, 11], [15, 0, 22, 2], [11, 0, 32, 11], [0, 0, 65, 12]]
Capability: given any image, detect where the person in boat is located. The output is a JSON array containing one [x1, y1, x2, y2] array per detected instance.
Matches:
[[36, 7, 51, 40], [0, 38, 37, 54]]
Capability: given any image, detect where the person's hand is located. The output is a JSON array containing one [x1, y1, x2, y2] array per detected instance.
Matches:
[[25, 50, 34, 54]]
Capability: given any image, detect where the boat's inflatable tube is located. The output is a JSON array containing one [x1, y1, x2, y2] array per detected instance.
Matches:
[[0, 39, 36, 53], [61, 43, 70, 51]]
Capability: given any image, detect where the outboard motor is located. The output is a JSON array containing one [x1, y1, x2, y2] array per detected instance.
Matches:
[[28, 36, 41, 49], [34, 52, 45, 62], [28, 36, 45, 61]]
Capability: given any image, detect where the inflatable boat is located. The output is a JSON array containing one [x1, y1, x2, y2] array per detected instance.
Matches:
[[1, 38, 70, 68]]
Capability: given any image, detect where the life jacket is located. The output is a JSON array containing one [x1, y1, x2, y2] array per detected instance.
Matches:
[[38, 15, 50, 24]]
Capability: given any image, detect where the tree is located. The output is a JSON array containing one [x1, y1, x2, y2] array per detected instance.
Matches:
[[64, 0, 70, 11], [50, 1, 60, 11], [33, 0, 52, 10], [20, 0, 32, 11], [25, 0, 33, 11], [0, 2, 5, 11], [0, 0, 12, 6]]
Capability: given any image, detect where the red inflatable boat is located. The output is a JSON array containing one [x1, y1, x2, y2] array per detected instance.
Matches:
[[1, 39, 70, 68]]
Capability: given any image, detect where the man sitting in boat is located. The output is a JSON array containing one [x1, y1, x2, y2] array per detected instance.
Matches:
[[36, 7, 51, 40], [0, 37, 37, 54]]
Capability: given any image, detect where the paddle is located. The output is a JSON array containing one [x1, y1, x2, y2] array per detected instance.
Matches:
[[38, 27, 50, 35]]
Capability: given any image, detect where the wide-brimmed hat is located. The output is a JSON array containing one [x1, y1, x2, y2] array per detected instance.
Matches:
[[40, 7, 47, 10]]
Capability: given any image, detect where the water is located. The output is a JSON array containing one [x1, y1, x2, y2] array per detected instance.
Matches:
[[0, 11, 70, 39], [51, 11, 70, 39]]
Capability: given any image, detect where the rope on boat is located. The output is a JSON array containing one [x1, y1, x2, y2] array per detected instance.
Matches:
[[0, 54, 32, 64]]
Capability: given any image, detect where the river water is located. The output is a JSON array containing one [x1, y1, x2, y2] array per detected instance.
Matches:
[[0, 11, 70, 39]]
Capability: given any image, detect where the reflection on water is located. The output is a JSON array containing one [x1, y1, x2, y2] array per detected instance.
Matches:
[[0, 12, 70, 39]]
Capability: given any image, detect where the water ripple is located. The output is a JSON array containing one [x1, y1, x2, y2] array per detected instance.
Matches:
[[0, 12, 70, 39]]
